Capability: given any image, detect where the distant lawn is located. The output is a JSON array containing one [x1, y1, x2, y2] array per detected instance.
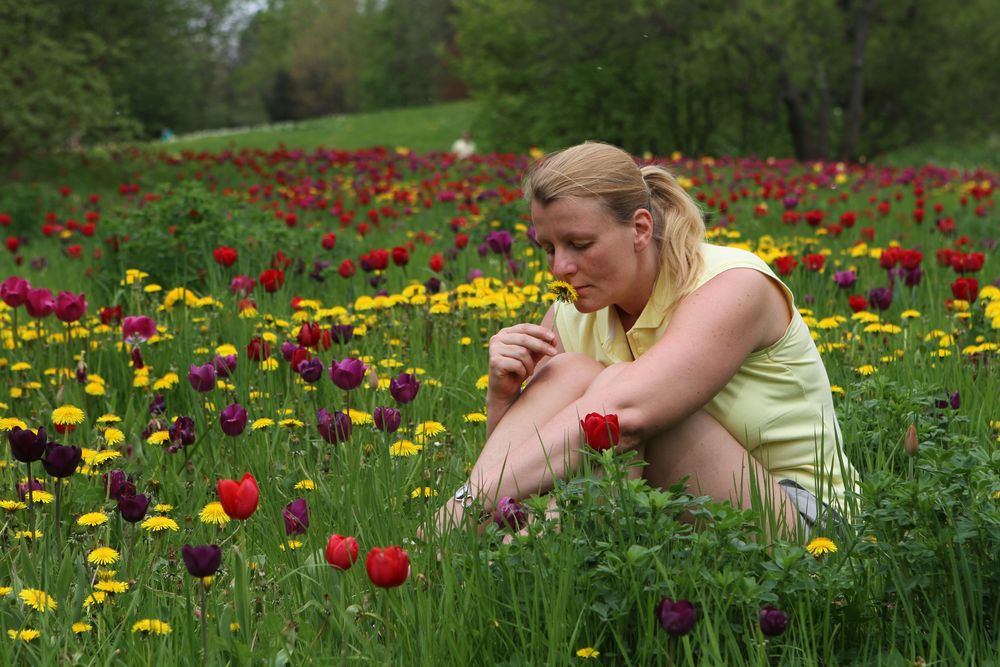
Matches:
[[167, 101, 479, 154], [875, 132, 1000, 172]]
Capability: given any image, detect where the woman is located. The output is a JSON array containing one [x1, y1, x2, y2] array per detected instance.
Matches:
[[440, 142, 856, 537]]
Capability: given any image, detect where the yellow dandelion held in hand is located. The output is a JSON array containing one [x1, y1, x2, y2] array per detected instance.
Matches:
[[19, 588, 58, 612], [87, 547, 120, 566], [548, 280, 579, 304], [806, 536, 838, 556]]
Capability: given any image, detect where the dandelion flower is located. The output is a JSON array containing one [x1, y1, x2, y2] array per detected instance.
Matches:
[[464, 412, 487, 423], [26, 490, 54, 504], [0, 417, 28, 432], [251, 418, 274, 431], [141, 516, 179, 532], [390, 439, 422, 457], [348, 409, 373, 426], [199, 501, 231, 526], [51, 405, 85, 426], [475, 374, 489, 391], [7, 628, 40, 642], [94, 581, 129, 594], [72, 622, 93, 634], [279, 540, 303, 551], [0, 587, 10, 596], [146, 430, 170, 445], [154, 503, 173, 512], [96, 414, 121, 423], [19, 589, 57, 612], [14, 530, 43, 540], [96, 569, 118, 581], [87, 547, 120, 566], [83, 592, 107, 608], [131, 619, 171, 635], [0, 500, 26, 512], [854, 365, 877, 376], [416, 420, 446, 437], [576, 647, 600, 659], [548, 280, 579, 304], [278, 418, 304, 428], [411, 486, 438, 498], [103, 428, 125, 446], [806, 536, 838, 556], [294, 479, 316, 491]]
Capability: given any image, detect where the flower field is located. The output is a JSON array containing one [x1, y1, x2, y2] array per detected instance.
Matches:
[[0, 145, 998, 664]]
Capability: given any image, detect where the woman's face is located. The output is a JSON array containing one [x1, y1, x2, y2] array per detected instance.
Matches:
[[532, 197, 648, 313]]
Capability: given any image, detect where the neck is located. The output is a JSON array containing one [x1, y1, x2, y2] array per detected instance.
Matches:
[[615, 249, 660, 331]]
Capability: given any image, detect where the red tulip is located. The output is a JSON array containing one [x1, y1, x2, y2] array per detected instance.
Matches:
[[429, 254, 444, 273], [391, 246, 409, 266], [580, 413, 619, 452], [259, 269, 284, 293], [951, 277, 978, 301], [366, 546, 409, 588], [325, 534, 359, 570], [217, 472, 259, 520], [213, 246, 238, 267], [338, 259, 356, 278], [773, 255, 797, 276], [321, 232, 337, 250]]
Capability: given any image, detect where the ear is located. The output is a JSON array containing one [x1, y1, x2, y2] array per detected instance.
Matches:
[[631, 208, 654, 253]]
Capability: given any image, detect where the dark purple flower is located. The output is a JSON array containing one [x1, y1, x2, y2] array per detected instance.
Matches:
[[17, 478, 45, 501], [219, 403, 248, 437], [656, 597, 696, 636], [148, 394, 166, 415], [213, 354, 237, 378], [282, 498, 309, 535], [229, 275, 255, 296], [759, 607, 789, 636], [317, 408, 351, 444], [168, 416, 196, 449], [7, 425, 47, 463], [121, 315, 156, 344], [103, 469, 131, 500], [130, 346, 144, 369], [296, 357, 324, 383], [188, 362, 216, 392], [485, 230, 513, 256], [118, 492, 150, 522], [182, 544, 222, 578], [935, 390, 961, 410], [42, 442, 82, 478], [493, 497, 527, 531], [783, 196, 799, 210], [25, 287, 55, 318], [903, 267, 922, 287], [280, 340, 299, 361], [867, 287, 893, 311], [372, 406, 401, 432], [389, 373, 421, 404], [424, 277, 442, 294], [329, 358, 367, 391], [329, 324, 353, 344], [0, 276, 31, 308], [832, 270, 857, 289]]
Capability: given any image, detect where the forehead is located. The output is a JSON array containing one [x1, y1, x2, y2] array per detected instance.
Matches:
[[530, 197, 612, 238]]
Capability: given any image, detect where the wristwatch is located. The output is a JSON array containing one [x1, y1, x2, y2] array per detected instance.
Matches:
[[453, 483, 476, 507]]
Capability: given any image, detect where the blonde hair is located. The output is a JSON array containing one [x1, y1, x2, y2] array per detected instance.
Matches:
[[523, 141, 705, 311]]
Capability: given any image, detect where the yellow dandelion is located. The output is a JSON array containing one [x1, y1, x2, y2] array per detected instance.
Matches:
[[806, 536, 838, 556], [8, 628, 40, 642], [459, 336, 472, 346], [141, 516, 179, 532], [854, 365, 877, 376], [72, 622, 93, 634], [51, 405, 85, 426], [251, 418, 274, 431], [10, 362, 31, 371], [87, 547, 120, 566], [96, 569, 118, 581], [85, 382, 106, 396], [230, 622, 240, 632], [0, 417, 28, 432], [154, 503, 173, 512], [390, 439, 422, 457], [548, 280, 579, 304], [464, 412, 487, 423], [131, 619, 172, 635], [901, 309, 921, 319], [411, 486, 438, 498], [92, 450, 122, 465], [294, 479, 316, 491], [199, 501, 230, 526], [96, 414, 121, 423], [14, 530, 43, 540], [475, 374, 489, 390], [576, 647, 600, 659], [83, 592, 107, 608], [26, 490, 54, 504], [349, 409, 373, 426], [146, 430, 170, 445], [19, 588, 58, 612], [830, 385, 844, 395], [94, 580, 129, 594], [416, 420, 446, 437], [278, 418, 304, 428], [260, 357, 279, 370], [279, 540, 304, 551], [0, 499, 26, 512], [0, 587, 11, 596]]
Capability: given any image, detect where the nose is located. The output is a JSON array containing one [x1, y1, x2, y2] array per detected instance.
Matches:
[[551, 248, 576, 279]]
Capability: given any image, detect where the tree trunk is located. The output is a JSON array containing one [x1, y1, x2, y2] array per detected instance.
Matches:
[[815, 62, 832, 160], [780, 71, 814, 160], [839, 0, 876, 160]]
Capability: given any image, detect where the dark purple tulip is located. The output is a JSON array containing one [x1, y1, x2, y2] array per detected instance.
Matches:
[[372, 406, 401, 432], [424, 277, 442, 294], [54, 291, 87, 323], [329, 358, 367, 391], [25, 287, 55, 318], [389, 373, 421, 404], [783, 195, 799, 210], [17, 478, 45, 501], [75, 359, 87, 384], [8, 426, 47, 463], [229, 275, 255, 296], [41, 443, 82, 478], [329, 324, 353, 344], [182, 544, 222, 578], [213, 354, 238, 378], [130, 346, 144, 369], [903, 267, 922, 287], [188, 363, 216, 392], [832, 270, 856, 289], [656, 598, 696, 636], [103, 469, 131, 500], [759, 607, 789, 636], [282, 498, 309, 535], [485, 230, 513, 256], [148, 394, 166, 415], [935, 390, 961, 410], [477, 242, 489, 258], [317, 408, 351, 444], [1, 276, 31, 307], [867, 287, 893, 311], [219, 403, 248, 437], [168, 416, 196, 449], [280, 341, 299, 362], [296, 357, 324, 383], [122, 315, 156, 344], [118, 492, 150, 522], [493, 497, 528, 531]]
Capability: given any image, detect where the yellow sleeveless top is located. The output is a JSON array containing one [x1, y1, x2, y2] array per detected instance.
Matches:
[[554, 243, 856, 502]]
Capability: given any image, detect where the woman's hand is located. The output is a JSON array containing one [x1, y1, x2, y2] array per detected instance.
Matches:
[[487, 323, 559, 402]]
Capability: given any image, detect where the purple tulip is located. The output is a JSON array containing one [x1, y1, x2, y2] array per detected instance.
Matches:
[[219, 403, 248, 437], [935, 390, 961, 410], [493, 497, 527, 531], [867, 287, 893, 311], [282, 498, 309, 535], [280, 341, 299, 362], [188, 363, 216, 392], [54, 291, 87, 323], [373, 406, 401, 432], [75, 358, 87, 384], [130, 346, 144, 369], [103, 469, 131, 500], [168, 416, 196, 450], [213, 354, 238, 378], [296, 357, 324, 383], [148, 394, 166, 415], [783, 195, 799, 210], [329, 358, 367, 391], [485, 230, 513, 256], [903, 267, 922, 287], [122, 315, 157, 344], [389, 372, 421, 404], [759, 607, 789, 636], [41, 443, 82, 478], [118, 492, 150, 523], [656, 598, 696, 636], [182, 544, 222, 578], [25, 287, 55, 318], [329, 324, 353, 344], [317, 408, 351, 444], [832, 270, 856, 289], [467, 268, 484, 281], [17, 478, 45, 501], [0, 276, 30, 307], [229, 275, 255, 296], [424, 277, 442, 294], [7, 426, 47, 463]]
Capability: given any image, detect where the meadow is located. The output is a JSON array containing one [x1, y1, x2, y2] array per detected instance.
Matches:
[[0, 114, 998, 665]]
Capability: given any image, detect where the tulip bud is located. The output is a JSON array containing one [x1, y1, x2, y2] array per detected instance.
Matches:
[[904, 423, 918, 456]]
